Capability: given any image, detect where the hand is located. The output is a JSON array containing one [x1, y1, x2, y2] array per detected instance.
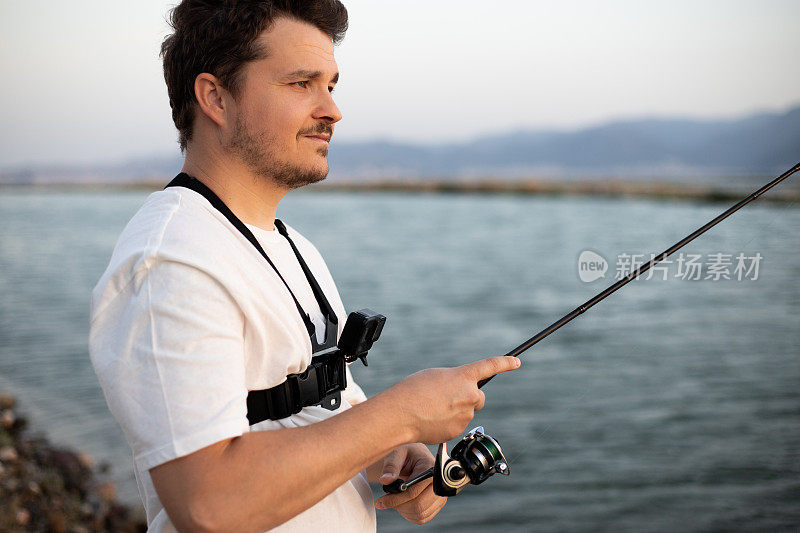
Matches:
[[382, 356, 521, 445], [372, 443, 446, 525]]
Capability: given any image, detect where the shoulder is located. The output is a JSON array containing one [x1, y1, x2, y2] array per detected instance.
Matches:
[[90, 187, 246, 319], [122, 187, 240, 261]]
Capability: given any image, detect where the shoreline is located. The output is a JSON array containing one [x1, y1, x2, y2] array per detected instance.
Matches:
[[1, 178, 798, 204], [314, 178, 800, 203], [0, 392, 146, 532]]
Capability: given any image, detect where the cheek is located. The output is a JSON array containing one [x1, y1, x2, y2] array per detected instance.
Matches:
[[269, 107, 305, 147], [252, 112, 299, 152], [243, 91, 310, 151]]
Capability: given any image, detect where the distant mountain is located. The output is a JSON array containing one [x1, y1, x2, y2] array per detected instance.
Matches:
[[2, 106, 798, 185], [0, 154, 183, 185], [327, 105, 800, 180]]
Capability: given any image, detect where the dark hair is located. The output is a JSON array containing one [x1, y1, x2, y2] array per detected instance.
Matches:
[[161, 0, 348, 151]]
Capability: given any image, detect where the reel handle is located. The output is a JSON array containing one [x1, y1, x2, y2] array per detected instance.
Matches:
[[381, 467, 434, 494], [381, 479, 405, 494]]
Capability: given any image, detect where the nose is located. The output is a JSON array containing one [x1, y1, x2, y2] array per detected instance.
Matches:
[[313, 89, 342, 124]]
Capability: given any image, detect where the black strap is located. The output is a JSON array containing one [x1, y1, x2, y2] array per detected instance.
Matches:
[[165, 173, 329, 337], [274, 220, 338, 326]]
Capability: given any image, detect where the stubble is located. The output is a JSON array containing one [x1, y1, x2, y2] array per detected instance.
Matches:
[[228, 114, 330, 190]]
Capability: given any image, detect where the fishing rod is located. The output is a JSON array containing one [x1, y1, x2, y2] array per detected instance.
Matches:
[[383, 160, 800, 497], [479, 159, 800, 387]]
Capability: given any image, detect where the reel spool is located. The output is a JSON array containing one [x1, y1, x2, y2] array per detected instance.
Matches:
[[432, 426, 510, 497]]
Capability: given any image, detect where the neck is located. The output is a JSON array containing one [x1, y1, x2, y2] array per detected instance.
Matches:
[[181, 145, 288, 232]]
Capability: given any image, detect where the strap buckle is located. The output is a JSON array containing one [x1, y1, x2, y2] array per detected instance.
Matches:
[[247, 350, 347, 424]]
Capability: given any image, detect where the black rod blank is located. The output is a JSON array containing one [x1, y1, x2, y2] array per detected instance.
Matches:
[[479, 160, 800, 388]]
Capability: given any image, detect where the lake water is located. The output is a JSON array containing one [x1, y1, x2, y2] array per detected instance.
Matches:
[[0, 189, 798, 531]]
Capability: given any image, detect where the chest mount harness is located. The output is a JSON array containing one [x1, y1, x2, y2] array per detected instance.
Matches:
[[165, 173, 385, 424]]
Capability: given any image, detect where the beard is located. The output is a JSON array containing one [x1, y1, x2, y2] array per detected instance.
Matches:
[[227, 114, 330, 190]]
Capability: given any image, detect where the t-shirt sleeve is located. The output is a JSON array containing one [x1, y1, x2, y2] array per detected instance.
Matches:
[[90, 257, 250, 472], [342, 365, 368, 406]]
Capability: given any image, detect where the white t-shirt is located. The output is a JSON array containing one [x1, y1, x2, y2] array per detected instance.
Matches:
[[89, 186, 376, 532]]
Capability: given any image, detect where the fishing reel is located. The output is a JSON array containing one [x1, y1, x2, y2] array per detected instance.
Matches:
[[383, 426, 510, 497], [433, 426, 510, 496]]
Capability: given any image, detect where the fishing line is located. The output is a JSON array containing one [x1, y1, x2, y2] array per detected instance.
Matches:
[[730, 196, 798, 255]]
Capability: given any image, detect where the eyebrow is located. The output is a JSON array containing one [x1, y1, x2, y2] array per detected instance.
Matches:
[[284, 69, 339, 84]]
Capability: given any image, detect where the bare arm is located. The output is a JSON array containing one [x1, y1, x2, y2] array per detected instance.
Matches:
[[150, 356, 520, 532], [151, 389, 408, 532]]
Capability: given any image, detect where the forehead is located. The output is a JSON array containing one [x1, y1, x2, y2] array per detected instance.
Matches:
[[255, 16, 337, 75]]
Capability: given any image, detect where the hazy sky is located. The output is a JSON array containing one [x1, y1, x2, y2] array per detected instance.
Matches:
[[1, 0, 799, 168]]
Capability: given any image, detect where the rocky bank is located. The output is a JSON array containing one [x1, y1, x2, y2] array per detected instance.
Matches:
[[0, 393, 146, 532]]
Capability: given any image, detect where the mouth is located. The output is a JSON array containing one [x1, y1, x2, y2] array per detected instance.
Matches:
[[304, 134, 331, 144], [299, 123, 333, 145]]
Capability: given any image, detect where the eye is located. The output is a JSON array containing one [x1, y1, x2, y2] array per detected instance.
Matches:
[[294, 80, 309, 89], [328, 85, 336, 94]]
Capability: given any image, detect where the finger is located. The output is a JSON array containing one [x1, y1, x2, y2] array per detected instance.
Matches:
[[375, 477, 432, 509], [409, 495, 447, 524], [379, 447, 407, 484], [405, 444, 435, 475], [461, 355, 521, 382], [474, 388, 486, 410], [407, 457, 434, 477], [394, 485, 447, 524]]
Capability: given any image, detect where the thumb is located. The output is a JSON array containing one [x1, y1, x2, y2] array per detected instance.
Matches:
[[379, 447, 406, 483], [462, 355, 521, 382]]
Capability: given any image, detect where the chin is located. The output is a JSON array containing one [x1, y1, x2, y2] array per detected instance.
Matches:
[[280, 161, 329, 190], [309, 165, 329, 184], [307, 155, 329, 178]]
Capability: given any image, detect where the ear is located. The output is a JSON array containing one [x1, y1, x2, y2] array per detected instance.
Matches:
[[193, 73, 231, 129]]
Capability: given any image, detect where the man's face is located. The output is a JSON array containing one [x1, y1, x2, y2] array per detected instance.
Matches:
[[226, 17, 342, 189]]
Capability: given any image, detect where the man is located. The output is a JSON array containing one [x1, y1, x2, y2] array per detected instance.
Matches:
[[89, 1, 520, 531]]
